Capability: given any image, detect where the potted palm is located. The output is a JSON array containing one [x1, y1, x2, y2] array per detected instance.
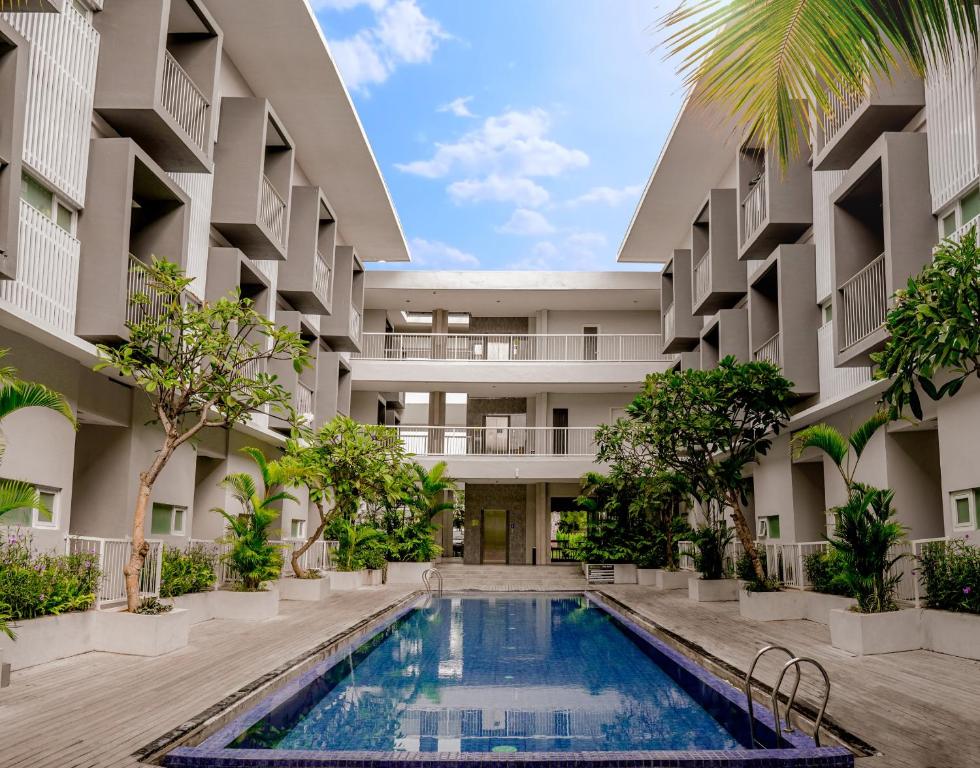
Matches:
[[387, 462, 452, 584], [330, 518, 386, 590], [688, 516, 739, 602]]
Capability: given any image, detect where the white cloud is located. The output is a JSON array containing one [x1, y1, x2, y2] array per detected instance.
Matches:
[[321, 0, 448, 93], [396, 107, 589, 180], [505, 233, 609, 270], [408, 237, 480, 268], [438, 96, 476, 118], [447, 174, 550, 207], [497, 208, 555, 236], [567, 183, 644, 207]]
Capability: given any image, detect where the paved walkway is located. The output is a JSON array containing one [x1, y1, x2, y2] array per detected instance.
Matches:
[[603, 585, 980, 768]]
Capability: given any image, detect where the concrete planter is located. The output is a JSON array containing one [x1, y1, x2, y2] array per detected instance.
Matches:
[[94, 608, 190, 656], [830, 608, 922, 656], [211, 586, 280, 621], [739, 588, 806, 620], [166, 591, 216, 624], [921, 609, 980, 661], [0, 650, 8, 688], [689, 577, 739, 602], [279, 576, 331, 602], [329, 570, 367, 590], [803, 592, 857, 625], [385, 561, 434, 585], [639, 568, 694, 590], [613, 564, 638, 584], [366, 569, 383, 586], [0, 611, 96, 670]]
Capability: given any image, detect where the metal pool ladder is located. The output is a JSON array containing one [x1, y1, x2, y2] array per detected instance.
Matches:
[[422, 567, 443, 597], [744, 645, 831, 749]]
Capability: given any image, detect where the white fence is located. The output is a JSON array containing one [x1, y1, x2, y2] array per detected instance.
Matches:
[[821, 83, 865, 148], [752, 332, 780, 366], [693, 252, 711, 306], [355, 333, 668, 362], [350, 307, 362, 340], [314, 250, 332, 306], [169, 171, 214, 299], [664, 304, 675, 340], [126, 254, 167, 324], [839, 252, 887, 350], [160, 50, 210, 152], [397, 425, 598, 457], [741, 174, 767, 244], [67, 535, 162, 607], [295, 381, 314, 418], [259, 174, 287, 246]]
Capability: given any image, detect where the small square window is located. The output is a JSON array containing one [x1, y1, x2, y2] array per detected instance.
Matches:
[[56, 203, 73, 233], [767, 515, 781, 540], [0, 485, 58, 528], [961, 187, 980, 226], [151, 503, 172, 535], [290, 519, 306, 539], [172, 507, 185, 534], [21, 173, 53, 217], [822, 304, 833, 324], [951, 492, 975, 531], [36, 490, 56, 527], [942, 212, 957, 238]]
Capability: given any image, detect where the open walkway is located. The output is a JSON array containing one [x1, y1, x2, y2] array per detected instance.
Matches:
[[604, 585, 980, 768]]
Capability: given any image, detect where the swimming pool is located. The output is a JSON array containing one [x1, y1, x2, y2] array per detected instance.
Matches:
[[166, 593, 853, 767]]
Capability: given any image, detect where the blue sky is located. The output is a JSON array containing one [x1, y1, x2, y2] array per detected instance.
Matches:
[[311, 0, 684, 271]]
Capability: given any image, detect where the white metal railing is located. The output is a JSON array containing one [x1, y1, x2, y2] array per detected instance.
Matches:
[[354, 333, 669, 362], [397, 425, 598, 457], [947, 216, 979, 245], [664, 304, 675, 340], [160, 50, 209, 152], [313, 250, 332, 305], [169, 171, 213, 298], [350, 306, 362, 339], [817, 321, 871, 402], [295, 381, 314, 416], [821, 83, 866, 148], [67, 535, 162, 607], [0, 200, 80, 336], [777, 541, 831, 588], [890, 536, 950, 607], [4, 5, 100, 207], [693, 251, 711, 306], [240, 356, 265, 381], [259, 174, 287, 246], [678, 540, 696, 571], [752, 331, 780, 366], [839, 252, 887, 350], [126, 254, 167, 325], [741, 174, 768, 245]]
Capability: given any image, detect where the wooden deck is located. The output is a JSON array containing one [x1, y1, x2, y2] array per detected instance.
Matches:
[[0, 583, 976, 768], [603, 585, 980, 768]]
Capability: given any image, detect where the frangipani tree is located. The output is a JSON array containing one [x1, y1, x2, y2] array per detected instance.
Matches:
[[96, 260, 309, 611]]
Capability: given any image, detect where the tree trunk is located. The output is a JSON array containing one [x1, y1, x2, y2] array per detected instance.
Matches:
[[290, 502, 330, 578], [727, 492, 765, 583]]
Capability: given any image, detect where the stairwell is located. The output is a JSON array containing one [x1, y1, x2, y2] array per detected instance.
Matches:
[[431, 563, 588, 592]]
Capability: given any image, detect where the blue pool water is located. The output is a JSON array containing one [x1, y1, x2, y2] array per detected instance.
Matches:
[[231, 595, 744, 753]]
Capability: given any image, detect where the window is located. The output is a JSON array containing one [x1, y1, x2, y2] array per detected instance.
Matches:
[[290, 519, 306, 539], [961, 187, 980, 226], [0, 486, 58, 529], [150, 503, 186, 535], [951, 491, 976, 531], [942, 212, 957, 238], [20, 172, 75, 234], [822, 303, 833, 324], [756, 515, 780, 539]]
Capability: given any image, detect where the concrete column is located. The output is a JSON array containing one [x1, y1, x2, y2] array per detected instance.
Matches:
[[535, 482, 550, 565], [427, 391, 446, 453], [432, 308, 449, 359], [534, 393, 548, 455]]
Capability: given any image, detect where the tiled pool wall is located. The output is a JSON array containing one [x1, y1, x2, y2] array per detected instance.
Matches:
[[165, 592, 854, 768]]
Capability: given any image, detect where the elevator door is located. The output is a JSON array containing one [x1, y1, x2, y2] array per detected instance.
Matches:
[[482, 509, 507, 564]]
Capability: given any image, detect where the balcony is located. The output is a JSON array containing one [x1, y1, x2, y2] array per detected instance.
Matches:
[[752, 332, 780, 366], [93, 0, 221, 172], [839, 252, 887, 351], [699, 308, 748, 370], [318, 245, 363, 352], [1, 0, 63, 11], [278, 187, 335, 314], [690, 188, 744, 314], [814, 65, 925, 172], [661, 249, 699, 352], [350, 306, 362, 340], [204, 247, 272, 319], [212, 98, 294, 261], [125, 254, 166, 326], [75, 138, 190, 342], [295, 381, 314, 418], [0, 19, 27, 280], [817, 321, 872, 404], [664, 304, 674, 340]]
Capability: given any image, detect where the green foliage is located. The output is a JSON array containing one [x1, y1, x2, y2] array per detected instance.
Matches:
[[331, 518, 387, 571], [791, 411, 891, 493], [662, 0, 977, 168], [692, 521, 733, 580], [0, 532, 100, 628], [570, 471, 660, 565], [918, 539, 980, 614], [403, 461, 457, 521], [386, 519, 443, 563], [829, 486, 906, 613], [874, 229, 980, 419], [134, 597, 173, 615], [160, 543, 217, 598], [803, 549, 854, 598]]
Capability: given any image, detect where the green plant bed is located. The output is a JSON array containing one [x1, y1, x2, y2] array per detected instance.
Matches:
[[918, 539, 980, 614], [160, 543, 217, 598], [803, 549, 855, 598]]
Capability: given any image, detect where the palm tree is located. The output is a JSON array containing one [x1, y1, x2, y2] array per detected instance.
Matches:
[[790, 409, 891, 494], [662, 1, 978, 166], [0, 349, 76, 520], [406, 461, 457, 521]]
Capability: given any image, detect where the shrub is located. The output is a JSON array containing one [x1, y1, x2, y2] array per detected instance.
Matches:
[[804, 549, 854, 597], [918, 539, 980, 614], [735, 551, 781, 592], [160, 543, 217, 598], [134, 597, 173, 615], [332, 519, 387, 572], [0, 532, 100, 625], [386, 520, 442, 563], [692, 522, 733, 580]]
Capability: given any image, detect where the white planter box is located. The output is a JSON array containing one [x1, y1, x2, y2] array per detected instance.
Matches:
[[689, 578, 739, 602], [329, 570, 367, 590], [366, 569, 383, 586], [638, 569, 693, 590], [166, 591, 215, 624], [802, 592, 857, 625], [94, 608, 190, 656], [0, 611, 96, 670], [830, 608, 922, 656], [921, 609, 980, 661], [386, 561, 434, 585], [210, 587, 280, 620], [613, 564, 638, 584], [278, 576, 331, 602], [739, 588, 807, 620]]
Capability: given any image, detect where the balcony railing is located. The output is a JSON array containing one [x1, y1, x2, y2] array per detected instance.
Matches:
[[693, 251, 711, 306], [839, 252, 887, 350], [741, 174, 767, 245], [664, 304, 675, 340], [67, 535, 162, 607], [946, 216, 979, 245], [397, 426, 598, 457], [349, 306, 362, 339], [354, 333, 669, 362], [822, 83, 865, 147], [126, 254, 167, 325], [161, 50, 210, 153], [295, 381, 314, 416], [259, 174, 287, 246], [752, 331, 780, 366], [313, 249, 332, 305]]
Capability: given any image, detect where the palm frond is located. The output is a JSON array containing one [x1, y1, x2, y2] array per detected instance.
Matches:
[[0, 479, 41, 519], [221, 472, 257, 509], [239, 446, 269, 483], [791, 423, 848, 466], [848, 409, 891, 459], [0, 382, 76, 427]]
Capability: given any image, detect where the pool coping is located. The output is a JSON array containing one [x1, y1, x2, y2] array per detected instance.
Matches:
[[163, 592, 854, 768]]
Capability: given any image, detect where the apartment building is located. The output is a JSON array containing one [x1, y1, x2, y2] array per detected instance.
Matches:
[[349, 270, 673, 566], [619, 41, 980, 572], [0, 1, 408, 561]]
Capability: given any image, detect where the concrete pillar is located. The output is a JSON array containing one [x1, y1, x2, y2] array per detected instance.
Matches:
[[432, 308, 449, 359], [428, 391, 446, 453], [534, 393, 548, 455], [535, 482, 550, 565]]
